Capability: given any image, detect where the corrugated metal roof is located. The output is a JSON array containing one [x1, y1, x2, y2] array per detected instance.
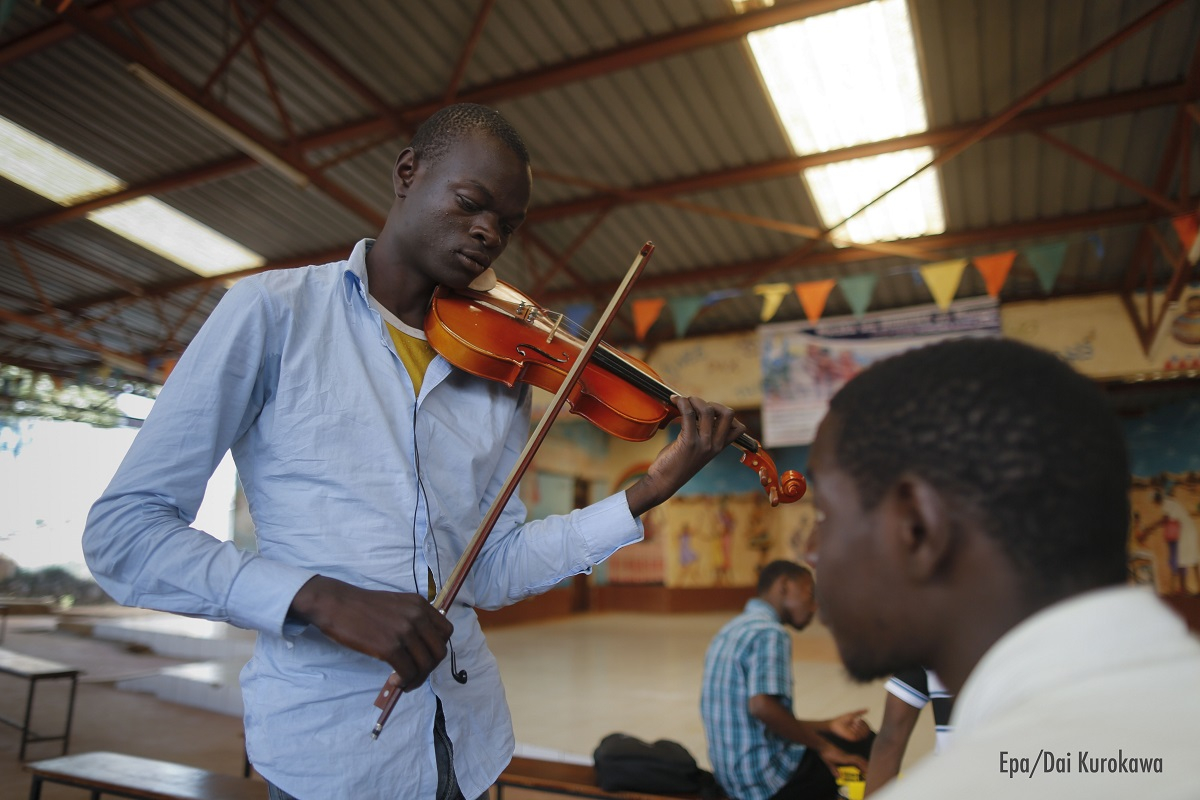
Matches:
[[0, 0, 1197, 378]]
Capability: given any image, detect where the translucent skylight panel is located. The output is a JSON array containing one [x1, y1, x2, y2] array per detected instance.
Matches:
[[0, 115, 125, 205], [742, 0, 946, 244], [0, 116, 265, 278], [805, 148, 945, 244], [89, 197, 265, 277]]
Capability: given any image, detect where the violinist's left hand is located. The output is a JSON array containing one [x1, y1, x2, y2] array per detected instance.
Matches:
[[625, 395, 746, 517]]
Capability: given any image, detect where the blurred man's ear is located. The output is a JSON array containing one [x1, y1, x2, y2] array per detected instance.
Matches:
[[891, 474, 954, 583]]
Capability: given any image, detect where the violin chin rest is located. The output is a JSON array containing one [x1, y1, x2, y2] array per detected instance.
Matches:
[[468, 268, 498, 292]]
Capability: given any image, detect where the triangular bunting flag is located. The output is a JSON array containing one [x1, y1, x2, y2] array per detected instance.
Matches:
[[794, 279, 836, 324], [632, 298, 666, 342], [703, 288, 742, 306], [972, 251, 1017, 298], [1171, 213, 1198, 255], [563, 302, 594, 338], [919, 259, 968, 311], [667, 295, 707, 338], [837, 274, 878, 320], [754, 283, 792, 322], [1023, 241, 1068, 294]]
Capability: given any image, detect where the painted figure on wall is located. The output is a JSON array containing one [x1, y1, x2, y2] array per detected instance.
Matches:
[[661, 494, 803, 587], [1130, 476, 1200, 596]]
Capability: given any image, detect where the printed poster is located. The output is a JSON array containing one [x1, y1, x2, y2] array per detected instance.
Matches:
[[759, 298, 1001, 447]]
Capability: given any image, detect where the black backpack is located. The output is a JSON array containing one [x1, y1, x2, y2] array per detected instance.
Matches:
[[592, 732, 721, 798]]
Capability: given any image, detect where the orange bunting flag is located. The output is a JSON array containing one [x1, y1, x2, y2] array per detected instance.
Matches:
[[919, 259, 968, 311], [1171, 213, 1198, 256], [632, 297, 666, 342], [754, 283, 792, 322], [972, 251, 1017, 298], [794, 279, 836, 324]]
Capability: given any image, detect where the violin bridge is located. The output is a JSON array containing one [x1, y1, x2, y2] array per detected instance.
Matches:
[[545, 312, 564, 344]]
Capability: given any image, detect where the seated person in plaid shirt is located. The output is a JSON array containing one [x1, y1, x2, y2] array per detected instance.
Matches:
[[701, 560, 874, 800]]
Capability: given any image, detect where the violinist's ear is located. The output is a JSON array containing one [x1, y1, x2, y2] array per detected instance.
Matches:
[[394, 147, 417, 198]]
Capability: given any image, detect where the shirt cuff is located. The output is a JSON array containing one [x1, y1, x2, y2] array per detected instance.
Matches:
[[225, 555, 319, 636], [574, 492, 644, 565]]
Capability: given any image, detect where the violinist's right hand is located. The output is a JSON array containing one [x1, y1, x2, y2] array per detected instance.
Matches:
[[289, 575, 453, 689]]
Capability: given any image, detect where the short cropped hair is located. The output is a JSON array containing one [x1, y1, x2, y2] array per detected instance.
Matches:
[[409, 103, 529, 167], [827, 337, 1129, 598], [757, 559, 813, 595]]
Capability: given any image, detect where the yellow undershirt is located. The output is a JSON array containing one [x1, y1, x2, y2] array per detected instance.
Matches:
[[387, 325, 436, 396], [369, 295, 436, 395]]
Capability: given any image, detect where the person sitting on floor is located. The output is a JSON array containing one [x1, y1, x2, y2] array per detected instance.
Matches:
[[700, 559, 873, 800]]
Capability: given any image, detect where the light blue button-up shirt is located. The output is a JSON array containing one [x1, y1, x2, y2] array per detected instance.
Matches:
[[84, 240, 643, 799]]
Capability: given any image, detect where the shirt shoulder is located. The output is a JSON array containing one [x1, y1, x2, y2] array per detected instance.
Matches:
[[242, 260, 349, 300]]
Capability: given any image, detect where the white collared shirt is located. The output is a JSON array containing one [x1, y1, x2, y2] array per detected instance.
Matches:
[[877, 585, 1200, 799]]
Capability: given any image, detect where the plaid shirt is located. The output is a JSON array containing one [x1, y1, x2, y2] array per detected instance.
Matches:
[[700, 598, 805, 800]]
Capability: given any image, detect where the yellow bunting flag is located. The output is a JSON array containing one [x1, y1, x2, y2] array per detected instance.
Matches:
[[972, 251, 1017, 298], [754, 283, 792, 322], [794, 279, 836, 324], [919, 259, 968, 311], [632, 297, 666, 342]]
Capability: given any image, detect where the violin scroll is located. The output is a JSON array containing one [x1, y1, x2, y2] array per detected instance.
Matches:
[[739, 444, 807, 507]]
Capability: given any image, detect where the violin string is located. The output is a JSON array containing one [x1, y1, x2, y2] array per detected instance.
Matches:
[[554, 312, 674, 401], [538, 310, 757, 452]]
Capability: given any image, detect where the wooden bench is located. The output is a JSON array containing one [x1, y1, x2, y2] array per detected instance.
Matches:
[[25, 751, 263, 800], [496, 755, 713, 800], [0, 647, 79, 761]]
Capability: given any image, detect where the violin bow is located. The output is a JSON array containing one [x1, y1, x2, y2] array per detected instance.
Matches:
[[371, 242, 656, 739]]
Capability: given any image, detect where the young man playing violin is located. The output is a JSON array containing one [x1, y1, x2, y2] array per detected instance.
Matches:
[[84, 103, 744, 800]]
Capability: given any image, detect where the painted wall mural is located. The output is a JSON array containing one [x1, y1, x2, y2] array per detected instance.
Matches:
[[1125, 397, 1200, 597], [653, 492, 816, 588]]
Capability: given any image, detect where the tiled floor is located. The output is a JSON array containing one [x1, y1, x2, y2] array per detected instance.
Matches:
[[0, 605, 935, 798]]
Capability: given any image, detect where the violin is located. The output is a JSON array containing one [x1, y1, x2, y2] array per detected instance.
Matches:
[[371, 243, 803, 740], [425, 277, 806, 506]]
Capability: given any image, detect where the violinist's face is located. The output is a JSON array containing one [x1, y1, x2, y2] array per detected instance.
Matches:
[[392, 130, 531, 291]]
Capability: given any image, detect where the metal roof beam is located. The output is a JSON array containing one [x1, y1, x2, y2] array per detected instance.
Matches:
[[0, 0, 162, 66], [4, 155, 255, 233], [60, 202, 1170, 316], [8, 81, 1182, 235], [530, 82, 1187, 223], [538, 203, 1167, 304], [60, 2, 386, 228], [0, 305, 147, 370], [823, 0, 1188, 231]]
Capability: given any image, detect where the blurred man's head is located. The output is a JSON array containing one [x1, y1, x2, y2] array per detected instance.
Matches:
[[806, 337, 1129, 687], [757, 560, 817, 631]]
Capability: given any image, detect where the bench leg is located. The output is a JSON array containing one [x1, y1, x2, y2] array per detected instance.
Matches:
[[27, 774, 41, 800], [19, 676, 36, 761], [62, 674, 78, 755]]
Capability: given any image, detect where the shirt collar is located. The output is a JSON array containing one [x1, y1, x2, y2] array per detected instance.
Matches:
[[744, 596, 780, 623], [342, 238, 374, 303]]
